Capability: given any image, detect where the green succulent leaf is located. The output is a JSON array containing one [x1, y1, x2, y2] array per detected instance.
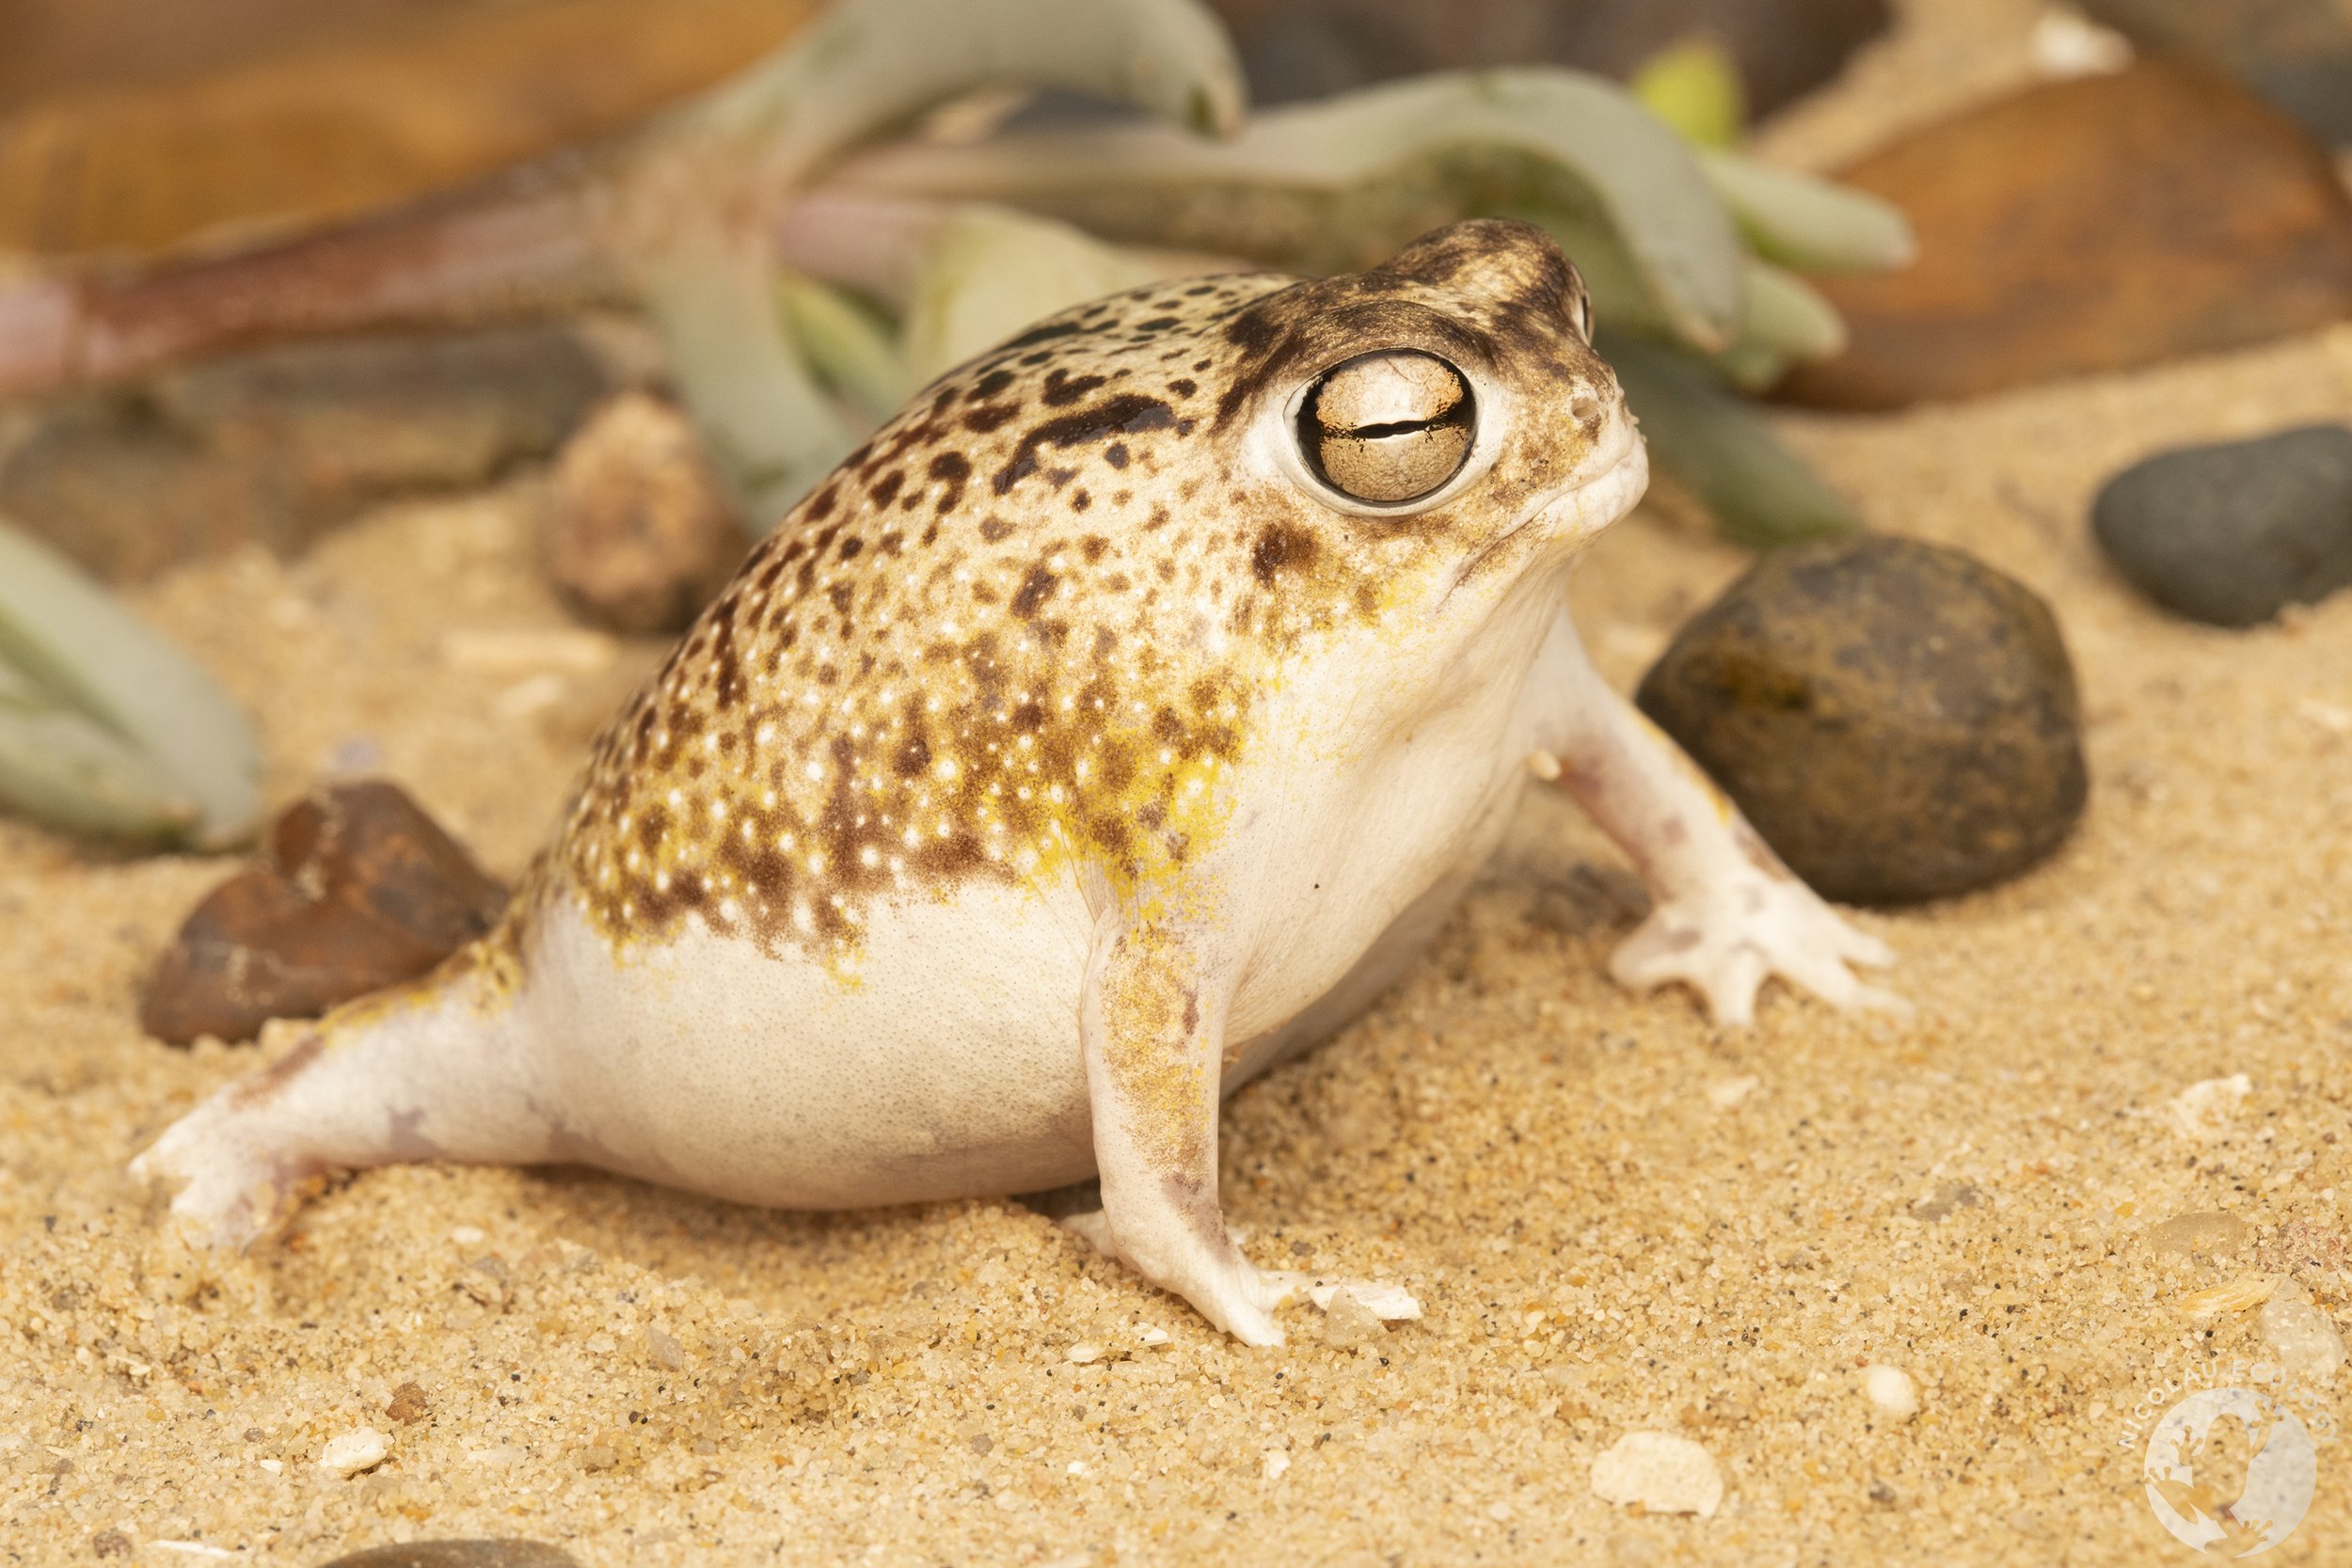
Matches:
[[1630, 37, 1747, 150], [0, 521, 262, 849], [620, 0, 1248, 524], [660, 0, 1246, 169], [899, 206, 1168, 387], [1699, 149, 1915, 274], [639, 236, 855, 533], [1706, 258, 1848, 389], [1600, 334, 1862, 548], [830, 69, 1749, 353], [777, 271, 912, 427]]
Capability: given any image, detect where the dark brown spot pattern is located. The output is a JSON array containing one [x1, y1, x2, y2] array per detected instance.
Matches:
[[530, 220, 1608, 964]]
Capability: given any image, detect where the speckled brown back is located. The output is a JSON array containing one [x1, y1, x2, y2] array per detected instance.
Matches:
[[541, 219, 1602, 961]]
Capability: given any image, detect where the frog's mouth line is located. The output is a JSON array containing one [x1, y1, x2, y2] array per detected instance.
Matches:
[[1439, 430, 1648, 606]]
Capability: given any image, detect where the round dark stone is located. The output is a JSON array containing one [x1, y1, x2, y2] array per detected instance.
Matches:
[[317, 1543, 580, 1568], [1635, 535, 2086, 905], [2090, 423, 2352, 626]]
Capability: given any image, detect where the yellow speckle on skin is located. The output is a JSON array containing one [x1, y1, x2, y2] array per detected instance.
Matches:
[[511, 225, 1604, 975]]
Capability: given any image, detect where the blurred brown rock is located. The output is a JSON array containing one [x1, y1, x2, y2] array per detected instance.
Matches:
[[0, 0, 816, 260], [141, 779, 506, 1046], [1778, 61, 2352, 411], [0, 324, 604, 580], [543, 392, 746, 635], [1207, 0, 1888, 118], [2079, 0, 2352, 145]]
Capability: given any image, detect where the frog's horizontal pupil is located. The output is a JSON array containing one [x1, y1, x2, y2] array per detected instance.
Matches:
[[1299, 350, 1475, 506]]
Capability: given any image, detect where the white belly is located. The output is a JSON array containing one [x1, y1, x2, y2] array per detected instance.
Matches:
[[513, 678, 1549, 1209]]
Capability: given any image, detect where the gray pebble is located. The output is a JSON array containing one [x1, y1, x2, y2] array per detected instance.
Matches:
[[2091, 424, 2352, 626], [1636, 535, 2086, 905]]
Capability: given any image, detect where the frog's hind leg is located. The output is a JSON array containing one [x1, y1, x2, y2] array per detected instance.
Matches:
[[131, 954, 560, 1247]]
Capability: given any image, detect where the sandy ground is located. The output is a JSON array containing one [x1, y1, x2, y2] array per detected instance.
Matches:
[[8, 2, 2352, 1563]]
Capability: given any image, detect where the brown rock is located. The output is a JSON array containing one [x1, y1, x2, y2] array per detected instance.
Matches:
[[0, 0, 815, 259], [140, 780, 506, 1045], [385, 1381, 430, 1425], [543, 392, 747, 635], [0, 325, 605, 582], [1635, 536, 2087, 905], [1777, 61, 2352, 410], [316, 1544, 580, 1568], [2080, 0, 2352, 145]]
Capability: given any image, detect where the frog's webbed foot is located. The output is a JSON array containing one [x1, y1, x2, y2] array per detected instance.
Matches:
[[130, 1041, 330, 1248], [1612, 874, 1899, 1028], [1057, 1207, 1421, 1329], [1530, 609, 1903, 1027], [131, 971, 558, 1246], [1075, 909, 1419, 1345]]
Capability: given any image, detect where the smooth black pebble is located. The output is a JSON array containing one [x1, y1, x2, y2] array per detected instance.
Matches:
[[2091, 423, 2352, 626]]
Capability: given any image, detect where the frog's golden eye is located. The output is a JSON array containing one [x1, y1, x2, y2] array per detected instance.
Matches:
[[1297, 350, 1475, 506]]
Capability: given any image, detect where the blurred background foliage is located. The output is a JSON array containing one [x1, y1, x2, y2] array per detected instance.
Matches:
[[5, 0, 2351, 850]]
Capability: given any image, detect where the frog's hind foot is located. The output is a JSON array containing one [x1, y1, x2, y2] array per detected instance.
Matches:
[[129, 1034, 337, 1248], [131, 968, 560, 1248], [1054, 1206, 1422, 1336]]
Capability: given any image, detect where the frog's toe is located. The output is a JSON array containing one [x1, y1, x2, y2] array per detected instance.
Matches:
[[1610, 877, 1902, 1026], [130, 1107, 316, 1250]]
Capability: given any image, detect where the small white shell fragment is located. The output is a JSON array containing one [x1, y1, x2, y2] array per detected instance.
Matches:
[[1706, 1074, 1760, 1110], [2180, 1273, 2281, 1319], [1862, 1364, 1920, 1420], [2166, 1074, 2251, 1144], [318, 1427, 389, 1476], [258, 1458, 282, 1474], [1305, 1278, 1422, 1319], [1136, 1324, 1170, 1347], [1589, 1431, 1724, 1517], [1263, 1448, 1291, 1481], [1066, 1341, 1104, 1364], [449, 1225, 486, 1245], [2259, 1285, 2348, 1381]]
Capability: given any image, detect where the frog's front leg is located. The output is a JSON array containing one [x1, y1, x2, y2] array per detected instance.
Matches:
[[1529, 610, 1898, 1025], [1077, 908, 1420, 1344]]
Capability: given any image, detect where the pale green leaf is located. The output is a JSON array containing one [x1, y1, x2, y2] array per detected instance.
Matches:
[[830, 69, 1749, 351], [1700, 149, 1915, 274], [900, 207, 1167, 387], [777, 272, 911, 426], [0, 521, 262, 848], [639, 237, 855, 533], [621, 0, 1248, 522], [1601, 334, 1861, 547]]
